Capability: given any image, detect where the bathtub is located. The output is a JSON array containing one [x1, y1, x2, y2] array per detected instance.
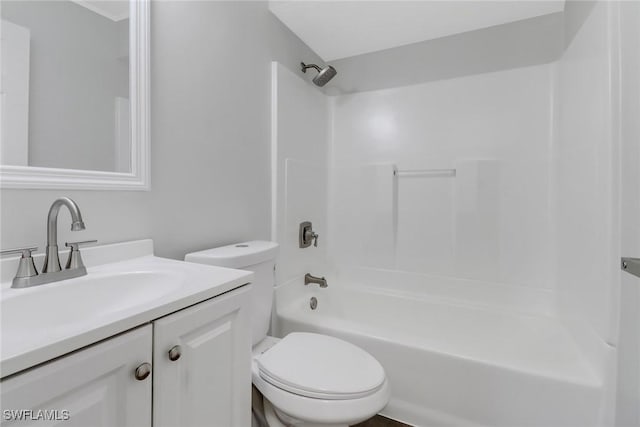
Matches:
[[273, 267, 612, 427]]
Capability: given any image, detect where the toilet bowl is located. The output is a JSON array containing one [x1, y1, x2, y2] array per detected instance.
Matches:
[[252, 335, 390, 427], [185, 242, 390, 426]]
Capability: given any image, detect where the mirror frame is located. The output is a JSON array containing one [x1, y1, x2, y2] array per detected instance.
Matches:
[[0, 0, 150, 191]]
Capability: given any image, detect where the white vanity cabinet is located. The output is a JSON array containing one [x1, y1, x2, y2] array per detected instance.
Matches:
[[1, 285, 252, 427], [0, 325, 153, 427], [153, 285, 252, 427]]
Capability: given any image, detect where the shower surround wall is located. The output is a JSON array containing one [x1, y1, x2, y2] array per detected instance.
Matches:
[[556, 2, 640, 425], [272, 2, 638, 424], [555, 0, 620, 351], [328, 64, 555, 290], [272, 58, 614, 424], [323, 4, 624, 420], [271, 62, 329, 287]]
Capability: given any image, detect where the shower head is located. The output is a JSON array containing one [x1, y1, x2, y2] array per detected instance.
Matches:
[[301, 62, 337, 87]]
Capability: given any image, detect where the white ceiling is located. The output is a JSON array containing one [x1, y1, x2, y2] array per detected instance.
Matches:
[[71, 1, 129, 22], [269, 1, 565, 61]]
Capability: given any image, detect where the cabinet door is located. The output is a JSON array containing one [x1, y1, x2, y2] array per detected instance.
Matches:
[[1, 325, 152, 427], [153, 285, 252, 427]]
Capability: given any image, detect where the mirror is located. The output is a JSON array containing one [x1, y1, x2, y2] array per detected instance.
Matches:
[[0, 0, 149, 190]]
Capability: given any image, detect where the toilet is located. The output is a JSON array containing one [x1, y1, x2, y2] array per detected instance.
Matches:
[[185, 241, 390, 427]]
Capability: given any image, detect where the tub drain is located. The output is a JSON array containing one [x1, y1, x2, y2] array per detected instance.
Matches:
[[310, 297, 318, 310]]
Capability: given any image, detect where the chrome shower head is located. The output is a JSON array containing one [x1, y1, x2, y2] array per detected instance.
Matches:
[[301, 62, 337, 87]]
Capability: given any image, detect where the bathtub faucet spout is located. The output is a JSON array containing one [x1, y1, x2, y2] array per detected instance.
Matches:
[[304, 273, 327, 288]]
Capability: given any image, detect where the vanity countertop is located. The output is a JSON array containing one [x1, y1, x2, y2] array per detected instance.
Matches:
[[0, 240, 253, 378]]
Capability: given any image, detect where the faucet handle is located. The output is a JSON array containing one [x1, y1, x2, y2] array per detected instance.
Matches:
[[64, 240, 97, 270], [0, 246, 39, 280], [65, 240, 97, 250], [1, 246, 38, 257]]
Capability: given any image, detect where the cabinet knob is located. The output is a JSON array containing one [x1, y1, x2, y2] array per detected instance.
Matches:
[[134, 362, 152, 380], [168, 345, 182, 361]]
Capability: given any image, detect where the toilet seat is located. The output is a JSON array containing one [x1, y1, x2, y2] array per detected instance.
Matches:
[[252, 334, 390, 426], [257, 332, 386, 400]]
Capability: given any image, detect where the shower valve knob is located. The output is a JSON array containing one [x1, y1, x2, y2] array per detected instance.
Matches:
[[299, 222, 319, 248], [306, 230, 319, 247]]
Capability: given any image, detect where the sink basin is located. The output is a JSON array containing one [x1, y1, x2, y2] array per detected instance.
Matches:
[[0, 239, 253, 378], [2, 271, 182, 332]]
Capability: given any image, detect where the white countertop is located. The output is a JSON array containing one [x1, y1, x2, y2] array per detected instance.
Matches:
[[0, 240, 253, 378]]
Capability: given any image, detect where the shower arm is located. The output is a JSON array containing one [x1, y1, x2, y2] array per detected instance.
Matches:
[[301, 62, 322, 73]]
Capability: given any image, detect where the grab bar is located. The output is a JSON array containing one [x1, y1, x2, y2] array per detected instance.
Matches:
[[393, 169, 456, 178], [621, 257, 640, 279]]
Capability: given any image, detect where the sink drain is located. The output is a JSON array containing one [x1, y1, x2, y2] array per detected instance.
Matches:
[[310, 297, 318, 310]]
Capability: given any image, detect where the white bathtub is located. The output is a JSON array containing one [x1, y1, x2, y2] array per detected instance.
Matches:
[[273, 267, 613, 427]]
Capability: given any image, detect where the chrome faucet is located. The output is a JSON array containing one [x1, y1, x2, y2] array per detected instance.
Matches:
[[43, 197, 86, 273], [304, 273, 327, 288], [0, 197, 96, 288]]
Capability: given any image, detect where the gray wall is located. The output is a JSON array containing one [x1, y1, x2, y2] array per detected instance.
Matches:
[[2, 1, 129, 172], [0, 0, 324, 260], [326, 12, 563, 94]]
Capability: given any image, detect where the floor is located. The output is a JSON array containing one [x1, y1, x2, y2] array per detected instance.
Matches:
[[353, 415, 413, 426]]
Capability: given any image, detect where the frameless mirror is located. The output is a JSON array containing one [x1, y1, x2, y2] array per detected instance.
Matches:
[[0, 0, 149, 190]]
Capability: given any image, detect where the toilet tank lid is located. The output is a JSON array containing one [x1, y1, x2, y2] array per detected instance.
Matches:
[[185, 241, 279, 269]]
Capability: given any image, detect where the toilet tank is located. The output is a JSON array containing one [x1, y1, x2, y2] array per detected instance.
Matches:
[[185, 241, 279, 346]]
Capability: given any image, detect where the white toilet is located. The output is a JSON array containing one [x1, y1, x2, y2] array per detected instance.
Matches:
[[185, 241, 390, 427]]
